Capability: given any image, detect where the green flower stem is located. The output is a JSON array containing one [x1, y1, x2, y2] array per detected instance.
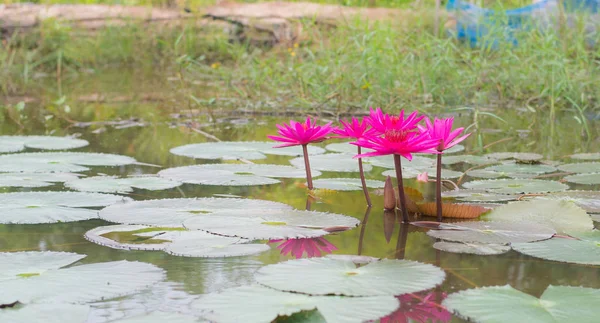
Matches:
[[302, 144, 313, 190], [436, 152, 443, 222], [393, 154, 410, 223], [357, 146, 372, 207]]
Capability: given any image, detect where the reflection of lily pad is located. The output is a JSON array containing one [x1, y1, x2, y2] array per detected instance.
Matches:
[[462, 179, 568, 194], [558, 162, 600, 174], [0, 172, 81, 188], [485, 200, 593, 234], [368, 155, 434, 169], [427, 221, 555, 244], [483, 152, 543, 162], [484, 163, 557, 175], [442, 155, 493, 165], [170, 141, 325, 160], [312, 178, 385, 191], [563, 173, 600, 185], [442, 189, 519, 202], [0, 252, 86, 281], [0, 136, 89, 153], [290, 153, 371, 173], [192, 284, 399, 323], [0, 258, 165, 304], [65, 175, 182, 193], [158, 164, 317, 186], [0, 152, 138, 173], [255, 257, 445, 296], [0, 192, 130, 224], [444, 285, 600, 323], [183, 210, 359, 240], [382, 168, 462, 179], [512, 232, 600, 265], [433, 241, 511, 255], [99, 198, 293, 228], [0, 304, 91, 323], [570, 153, 600, 160]]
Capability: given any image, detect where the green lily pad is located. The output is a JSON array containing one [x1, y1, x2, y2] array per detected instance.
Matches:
[[558, 162, 600, 174], [563, 173, 600, 185], [442, 155, 494, 165], [462, 179, 568, 194], [0, 172, 81, 188], [0, 258, 165, 305], [65, 175, 182, 193], [0, 152, 138, 173], [311, 178, 385, 191], [444, 285, 600, 323], [535, 191, 600, 213], [158, 164, 318, 186], [325, 142, 363, 154], [0, 252, 86, 281], [484, 152, 543, 162], [99, 197, 293, 228], [593, 214, 600, 222], [368, 155, 434, 169], [290, 153, 372, 173], [170, 141, 325, 160], [442, 189, 519, 202], [484, 163, 557, 175], [433, 241, 511, 255], [254, 257, 445, 296], [444, 144, 465, 154], [382, 167, 462, 180], [427, 221, 555, 244], [192, 284, 399, 323], [570, 153, 600, 160], [485, 200, 593, 234], [0, 304, 91, 323], [0, 136, 89, 153], [465, 169, 506, 179], [0, 192, 131, 224], [183, 209, 359, 240], [512, 232, 600, 265], [111, 312, 206, 323]]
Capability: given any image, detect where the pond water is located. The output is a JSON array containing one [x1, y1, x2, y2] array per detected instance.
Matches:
[[1, 72, 600, 322]]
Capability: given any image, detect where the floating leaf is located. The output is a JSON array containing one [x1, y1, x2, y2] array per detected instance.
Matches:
[[462, 179, 568, 194], [593, 214, 600, 222], [158, 164, 318, 186], [0, 304, 91, 323], [558, 162, 600, 174], [442, 189, 519, 202], [433, 241, 511, 255], [0, 136, 89, 153], [0, 173, 81, 188], [0, 252, 85, 281], [109, 312, 205, 323], [512, 233, 600, 265], [368, 155, 434, 169], [0, 192, 130, 224], [183, 210, 359, 240], [465, 169, 506, 179], [325, 142, 364, 154], [485, 200, 593, 234], [311, 178, 384, 191], [99, 198, 293, 227], [444, 144, 465, 154], [65, 175, 181, 193], [382, 167, 462, 180], [0, 152, 138, 173], [427, 221, 556, 244], [444, 285, 600, 323], [563, 173, 600, 185], [0, 259, 165, 304], [290, 153, 371, 173], [192, 284, 398, 323], [570, 153, 600, 160], [484, 152, 543, 162], [442, 155, 494, 165], [254, 257, 445, 296], [416, 202, 489, 219], [484, 163, 557, 175], [170, 141, 325, 160]]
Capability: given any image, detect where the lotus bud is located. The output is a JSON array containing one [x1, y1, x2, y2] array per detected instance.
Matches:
[[383, 176, 396, 210]]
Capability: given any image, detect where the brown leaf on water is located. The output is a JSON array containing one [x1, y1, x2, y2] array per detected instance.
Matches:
[[0, 301, 19, 308], [416, 202, 489, 219]]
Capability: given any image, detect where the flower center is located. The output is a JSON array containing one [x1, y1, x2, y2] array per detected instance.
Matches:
[[384, 130, 408, 142]]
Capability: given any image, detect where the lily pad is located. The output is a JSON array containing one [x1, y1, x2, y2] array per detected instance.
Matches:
[[254, 257, 445, 296], [433, 241, 511, 255], [0, 192, 130, 224], [325, 142, 362, 154], [368, 155, 434, 169], [442, 189, 519, 202], [0, 259, 165, 304], [0, 304, 91, 323], [158, 164, 318, 186], [558, 162, 600, 174], [484, 152, 543, 162], [427, 221, 556, 244], [484, 163, 557, 175], [442, 155, 494, 165], [0, 136, 89, 153], [462, 179, 568, 194], [563, 173, 600, 185], [0, 152, 138, 173], [382, 167, 462, 180], [570, 153, 600, 160], [111, 312, 206, 323], [534, 190, 600, 213], [485, 200, 594, 234], [512, 232, 600, 265], [192, 284, 399, 323], [183, 209, 359, 240], [0, 172, 81, 188], [65, 175, 182, 193], [311, 178, 385, 191], [170, 141, 325, 160], [465, 169, 506, 179], [444, 144, 465, 154], [444, 285, 600, 323], [290, 153, 372, 173], [0, 251, 86, 281]]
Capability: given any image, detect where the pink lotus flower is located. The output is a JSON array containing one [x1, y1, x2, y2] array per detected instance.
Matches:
[[332, 117, 377, 140], [416, 172, 429, 182], [268, 237, 337, 258], [353, 130, 440, 161], [378, 292, 452, 323], [418, 117, 470, 151], [366, 107, 425, 134], [268, 117, 334, 148]]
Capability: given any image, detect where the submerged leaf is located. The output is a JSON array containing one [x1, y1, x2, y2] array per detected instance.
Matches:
[[427, 221, 556, 244], [65, 175, 181, 193], [433, 241, 511, 255], [0, 152, 138, 173], [462, 179, 568, 194], [311, 178, 384, 191], [170, 141, 325, 160], [0, 136, 89, 153], [290, 153, 372, 173]]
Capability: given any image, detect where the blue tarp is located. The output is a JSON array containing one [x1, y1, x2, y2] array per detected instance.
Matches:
[[446, 0, 600, 46]]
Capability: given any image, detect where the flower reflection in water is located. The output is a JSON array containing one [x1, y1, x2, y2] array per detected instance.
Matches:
[[268, 237, 338, 259], [379, 292, 452, 323]]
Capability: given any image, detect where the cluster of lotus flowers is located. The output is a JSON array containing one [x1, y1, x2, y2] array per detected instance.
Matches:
[[268, 107, 470, 223]]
